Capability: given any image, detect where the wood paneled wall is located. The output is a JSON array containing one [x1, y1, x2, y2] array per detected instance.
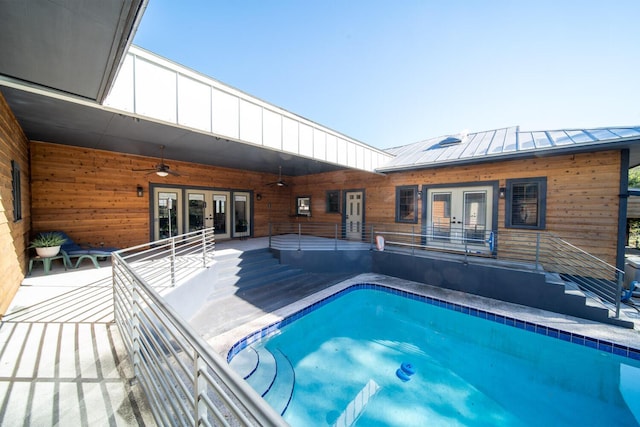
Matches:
[[30, 141, 622, 266], [30, 142, 293, 248], [291, 151, 622, 265], [0, 92, 31, 316]]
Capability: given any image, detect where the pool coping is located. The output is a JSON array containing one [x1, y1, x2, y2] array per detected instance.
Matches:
[[208, 273, 640, 362]]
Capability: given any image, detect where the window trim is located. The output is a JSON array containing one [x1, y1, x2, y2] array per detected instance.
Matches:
[[11, 160, 22, 222], [325, 190, 340, 213], [395, 185, 419, 223], [505, 177, 547, 229], [296, 196, 311, 216]]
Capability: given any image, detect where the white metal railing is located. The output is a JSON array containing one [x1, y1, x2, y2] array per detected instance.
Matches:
[[268, 222, 624, 317], [112, 228, 286, 426]]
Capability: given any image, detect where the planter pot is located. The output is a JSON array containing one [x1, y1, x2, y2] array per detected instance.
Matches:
[[36, 246, 61, 257]]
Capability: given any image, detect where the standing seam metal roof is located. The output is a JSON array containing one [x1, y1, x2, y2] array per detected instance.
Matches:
[[379, 126, 640, 171]]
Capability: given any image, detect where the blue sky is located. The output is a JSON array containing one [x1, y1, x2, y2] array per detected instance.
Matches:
[[134, 1, 640, 149]]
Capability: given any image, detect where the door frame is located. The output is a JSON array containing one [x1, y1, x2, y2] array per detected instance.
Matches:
[[342, 188, 366, 240], [421, 181, 499, 252], [149, 183, 253, 241]]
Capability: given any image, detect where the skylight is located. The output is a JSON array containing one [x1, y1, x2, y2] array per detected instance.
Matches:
[[439, 136, 462, 146]]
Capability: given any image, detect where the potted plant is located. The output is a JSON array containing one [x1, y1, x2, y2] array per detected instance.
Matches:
[[29, 232, 67, 257]]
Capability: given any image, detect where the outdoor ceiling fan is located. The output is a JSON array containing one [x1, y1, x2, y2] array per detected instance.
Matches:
[[133, 145, 181, 177], [267, 166, 288, 187]]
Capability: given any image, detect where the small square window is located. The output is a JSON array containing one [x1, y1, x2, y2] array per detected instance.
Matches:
[[326, 190, 340, 213], [396, 185, 418, 223], [11, 160, 22, 222], [505, 177, 546, 229], [297, 196, 311, 216]]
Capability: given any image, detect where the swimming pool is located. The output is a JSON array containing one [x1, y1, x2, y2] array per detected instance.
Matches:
[[228, 284, 640, 426]]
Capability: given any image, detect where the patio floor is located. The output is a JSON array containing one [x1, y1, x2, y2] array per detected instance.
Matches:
[[2, 237, 639, 426]]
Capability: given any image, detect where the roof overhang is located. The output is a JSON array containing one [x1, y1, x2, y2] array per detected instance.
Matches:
[[0, 82, 347, 177], [0, 0, 147, 103]]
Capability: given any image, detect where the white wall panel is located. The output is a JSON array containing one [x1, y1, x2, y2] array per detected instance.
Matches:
[[356, 145, 365, 169], [282, 117, 298, 153], [337, 138, 348, 165], [347, 141, 357, 167], [104, 54, 134, 112], [239, 100, 262, 145], [313, 129, 326, 160], [326, 135, 337, 163], [177, 75, 211, 132], [299, 123, 313, 157], [211, 87, 239, 139], [263, 109, 282, 150], [134, 58, 177, 123]]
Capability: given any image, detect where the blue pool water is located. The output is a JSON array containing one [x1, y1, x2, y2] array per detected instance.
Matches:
[[230, 286, 640, 426]]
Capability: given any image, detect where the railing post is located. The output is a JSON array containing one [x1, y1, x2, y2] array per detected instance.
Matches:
[[195, 355, 208, 425], [201, 228, 207, 268], [170, 237, 176, 286], [463, 233, 468, 264], [535, 233, 541, 270], [131, 280, 141, 381], [298, 223, 301, 251], [334, 223, 338, 251], [412, 225, 415, 256], [615, 270, 623, 318]]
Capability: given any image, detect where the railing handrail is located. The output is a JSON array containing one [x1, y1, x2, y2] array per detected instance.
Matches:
[[113, 228, 287, 426], [268, 222, 624, 317]]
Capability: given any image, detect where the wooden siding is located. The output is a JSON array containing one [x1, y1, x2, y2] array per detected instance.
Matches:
[[0, 92, 31, 316], [628, 196, 640, 219], [30, 142, 293, 248], [291, 151, 622, 265], [30, 141, 622, 267]]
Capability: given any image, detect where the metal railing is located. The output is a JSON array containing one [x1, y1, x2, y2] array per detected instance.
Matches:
[[112, 228, 286, 426], [268, 222, 624, 317]]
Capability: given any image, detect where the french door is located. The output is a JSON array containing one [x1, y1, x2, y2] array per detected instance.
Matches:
[[153, 187, 247, 240], [186, 190, 231, 239], [153, 188, 182, 240], [427, 185, 493, 251]]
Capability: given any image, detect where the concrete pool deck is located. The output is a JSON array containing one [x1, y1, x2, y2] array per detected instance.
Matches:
[[1, 237, 639, 425]]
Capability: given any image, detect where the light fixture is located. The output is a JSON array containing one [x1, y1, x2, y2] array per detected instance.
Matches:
[[499, 187, 506, 199], [417, 190, 422, 200], [137, 185, 144, 197], [256, 193, 262, 201], [156, 170, 169, 177]]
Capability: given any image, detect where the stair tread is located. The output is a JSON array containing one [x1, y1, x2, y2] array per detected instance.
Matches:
[[245, 346, 276, 396], [229, 346, 258, 379], [263, 348, 295, 416]]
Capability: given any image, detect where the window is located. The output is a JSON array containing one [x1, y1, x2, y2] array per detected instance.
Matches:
[[11, 160, 22, 222], [326, 190, 340, 213], [297, 196, 311, 216], [396, 185, 418, 223], [505, 177, 547, 229]]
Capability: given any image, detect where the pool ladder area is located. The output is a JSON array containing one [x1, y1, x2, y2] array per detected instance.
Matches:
[[229, 346, 295, 416]]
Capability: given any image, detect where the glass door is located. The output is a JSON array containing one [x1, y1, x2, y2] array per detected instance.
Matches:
[[233, 193, 250, 238], [427, 185, 492, 251], [153, 188, 182, 240], [213, 192, 230, 239], [186, 190, 231, 239]]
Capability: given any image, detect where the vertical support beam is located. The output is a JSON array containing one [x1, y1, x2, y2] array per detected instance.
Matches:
[[617, 149, 630, 273], [170, 238, 176, 286]]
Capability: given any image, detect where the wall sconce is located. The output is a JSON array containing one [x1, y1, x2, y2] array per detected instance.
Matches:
[[499, 187, 506, 199], [256, 193, 262, 201], [137, 185, 144, 197], [417, 190, 422, 200]]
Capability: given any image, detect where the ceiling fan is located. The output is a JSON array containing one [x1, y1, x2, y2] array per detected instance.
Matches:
[[133, 145, 181, 177], [267, 166, 288, 187]]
